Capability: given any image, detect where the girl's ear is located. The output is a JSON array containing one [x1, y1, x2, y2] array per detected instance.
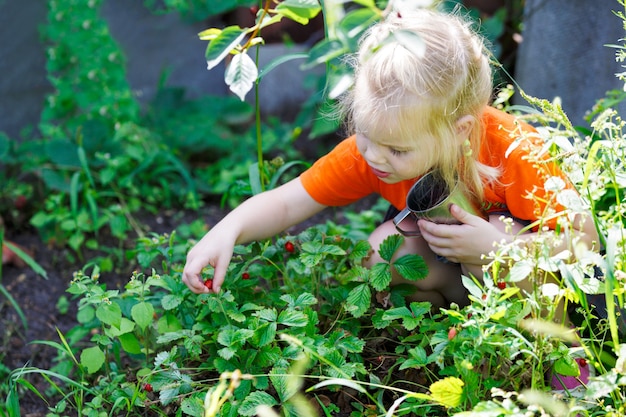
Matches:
[[455, 115, 475, 143]]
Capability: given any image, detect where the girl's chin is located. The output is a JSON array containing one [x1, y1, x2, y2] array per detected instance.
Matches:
[[379, 176, 401, 184]]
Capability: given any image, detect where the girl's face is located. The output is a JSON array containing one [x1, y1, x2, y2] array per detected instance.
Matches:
[[355, 132, 435, 183]]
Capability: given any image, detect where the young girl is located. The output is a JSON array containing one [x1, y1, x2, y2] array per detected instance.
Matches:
[[182, 8, 598, 309]]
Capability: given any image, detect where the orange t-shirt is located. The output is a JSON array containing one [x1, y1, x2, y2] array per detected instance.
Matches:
[[300, 106, 571, 228]]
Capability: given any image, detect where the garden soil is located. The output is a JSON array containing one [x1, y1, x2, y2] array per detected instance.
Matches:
[[1, 200, 380, 415]]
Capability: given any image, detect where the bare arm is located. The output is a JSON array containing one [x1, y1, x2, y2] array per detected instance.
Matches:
[[182, 177, 327, 294]]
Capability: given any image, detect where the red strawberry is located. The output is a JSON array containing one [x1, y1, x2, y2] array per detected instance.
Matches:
[[204, 279, 213, 290], [14, 195, 27, 209], [144, 383, 153, 392], [497, 281, 506, 290], [448, 327, 457, 340], [284, 241, 295, 253], [242, 272, 250, 280]]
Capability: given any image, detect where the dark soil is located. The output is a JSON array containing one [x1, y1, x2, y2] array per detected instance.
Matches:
[[1, 199, 374, 415], [1, 207, 228, 415]]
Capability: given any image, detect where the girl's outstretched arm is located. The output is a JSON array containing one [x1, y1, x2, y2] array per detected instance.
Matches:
[[182, 177, 327, 294]]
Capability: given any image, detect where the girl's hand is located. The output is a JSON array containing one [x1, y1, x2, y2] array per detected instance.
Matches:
[[182, 232, 235, 294], [417, 204, 509, 265]]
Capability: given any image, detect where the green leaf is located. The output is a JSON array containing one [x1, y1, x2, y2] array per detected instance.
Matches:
[[131, 301, 154, 331], [349, 240, 371, 262], [105, 317, 136, 337], [161, 294, 183, 310], [378, 234, 403, 262], [239, 391, 278, 416], [305, 38, 347, 68], [205, 26, 246, 70], [218, 327, 254, 347], [80, 346, 105, 374], [393, 254, 428, 281], [3, 241, 48, 278], [381, 303, 428, 331], [76, 305, 95, 324], [119, 333, 142, 355], [275, 0, 322, 25], [399, 346, 429, 370], [369, 262, 391, 291], [259, 52, 308, 80], [96, 302, 122, 328], [338, 8, 379, 41], [248, 162, 263, 195], [225, 52, 258, 101], [218, 346, 236, 360], [553, 355, 580, 377], [277, 310, 308, 327], [255, 308, 278, 322], [270, 367, 297, 402], [345, 283, 371, 318], [281, 292, 317, 308], [256, 322, 277, 347]]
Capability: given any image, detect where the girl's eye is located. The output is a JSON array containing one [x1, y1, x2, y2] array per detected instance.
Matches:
[[390, 148, 406, 156]]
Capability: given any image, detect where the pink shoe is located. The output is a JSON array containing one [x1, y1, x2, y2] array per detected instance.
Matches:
[[551, 357, 590, 390]]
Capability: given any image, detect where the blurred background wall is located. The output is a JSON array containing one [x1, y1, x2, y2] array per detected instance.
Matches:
[[1, 0, 625, 140]]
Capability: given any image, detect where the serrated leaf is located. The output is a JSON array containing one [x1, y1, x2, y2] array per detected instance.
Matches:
[[218, 327, 255, 347], [225, 52, 258, 101], [270, 368, 293, 402], [369, 262, 391, 291], [281, 292, 317, 308], [399, 346, 428, 370], [160, 385, 180, 406], [277, 310, 308, 327], [378, 234, 403, 262], [80, 346, 105, 374], [181, 396, 204, 417], [161, 294, 183, 310], [156, 330, 194, 344], [256, 322, 277, 347], [430, 377, 464, 408], [393, 254, 428, 281], [131, 301, 154, 331], [255, 308, 278, 322], [218, 346, 236, 360], [349, 240, 372, 261], [337, 334, 365, 353], [239, 391, 279, 416], [205, 26, 246, 70], [345, 283, 371, 318]]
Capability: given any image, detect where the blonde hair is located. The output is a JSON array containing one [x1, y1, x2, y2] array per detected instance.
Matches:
[[340, 8, 499, 201]]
